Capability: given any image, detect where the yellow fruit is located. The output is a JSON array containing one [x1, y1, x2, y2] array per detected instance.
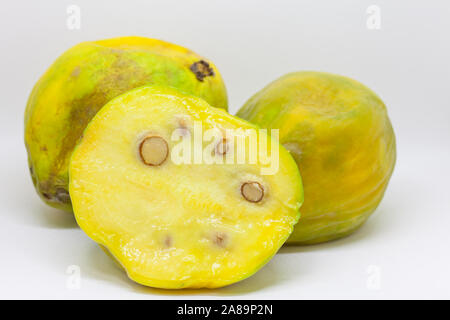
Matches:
[[69, 86, 303, 288], [237, 71, 396, 244], [25, 36, 228, 211]]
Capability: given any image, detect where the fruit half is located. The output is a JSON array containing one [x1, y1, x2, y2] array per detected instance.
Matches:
[[69, 86, 303, 288]]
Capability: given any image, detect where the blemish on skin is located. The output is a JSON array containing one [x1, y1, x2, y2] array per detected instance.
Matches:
[[71, 66, 81, 77], [42, 192, 51, 200], [29, 166, 37, 185], [32, 53, 152, 203], [55, 188, 71, 204], [56, 54, 150, 177], [190, 60, 214, 81]]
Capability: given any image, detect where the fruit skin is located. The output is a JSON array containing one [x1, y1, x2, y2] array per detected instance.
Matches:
[[237, 71, 396, 244], [25, 36, 228, 211], [69, 86, 303, 288]]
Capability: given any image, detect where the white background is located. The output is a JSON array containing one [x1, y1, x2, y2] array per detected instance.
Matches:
[[0, 0, 449, 299]]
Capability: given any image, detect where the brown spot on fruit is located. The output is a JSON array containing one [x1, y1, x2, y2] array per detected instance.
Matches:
[[163, 235, 173, 248], [54, 53, 150, 180], [176, 118, 191, 137], [190, 60, 214, 81], [42, 192, 52, 200], [241, 181, 264, 203], [215, 138, 229, 155], [71, 66, 81, 77], [178, 127, 190, 137], [55, 188, 71, 204], [29, 166, 37, 185], [139, 136, 169, 166], [213, 232, 228, 248]]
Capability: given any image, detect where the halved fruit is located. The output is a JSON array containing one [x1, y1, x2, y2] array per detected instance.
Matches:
[[69, 86, 303, 289]]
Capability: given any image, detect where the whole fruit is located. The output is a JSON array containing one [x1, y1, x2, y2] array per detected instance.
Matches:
[[25, 36, 228, 211], [237, 71, 396, 244], [69, 86, 303, 288]]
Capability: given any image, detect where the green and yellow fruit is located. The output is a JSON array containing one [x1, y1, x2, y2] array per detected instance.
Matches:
[[69, 86, 303, 288], [237, 71, 396, 244], [25, 36, 228, 211]]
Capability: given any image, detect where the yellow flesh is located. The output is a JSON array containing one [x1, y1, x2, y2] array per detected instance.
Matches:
[[237, 72, 396, 244], [69, 86, 303, 288]]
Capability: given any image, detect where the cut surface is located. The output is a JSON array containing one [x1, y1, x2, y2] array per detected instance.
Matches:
[[69, 86, 303, 289]]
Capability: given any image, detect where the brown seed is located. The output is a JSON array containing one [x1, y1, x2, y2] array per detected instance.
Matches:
[[215, 138, 229, 155], [139, 136, 169, 166], [241, 181, 264, 203]]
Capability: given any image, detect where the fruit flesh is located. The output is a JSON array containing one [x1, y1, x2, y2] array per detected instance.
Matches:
[[237, 71, 396, 244], [69, 86, 303, 289], [25, 36, 228, 211]]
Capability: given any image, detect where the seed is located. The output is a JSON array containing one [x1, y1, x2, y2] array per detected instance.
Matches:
[[139, 136, 169, 166], [215, 138, 229, 155], [241, 181, 264, 203], [213, 232, 228, 248]]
